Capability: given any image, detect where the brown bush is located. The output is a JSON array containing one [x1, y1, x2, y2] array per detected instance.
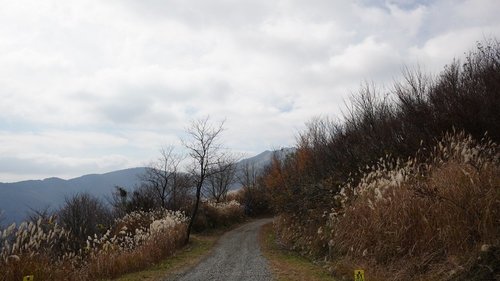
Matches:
[[192, 200, 245, 232], [329, 133, 498, 280], [0, 209, 188, 281], [86, 223, 186, 279]]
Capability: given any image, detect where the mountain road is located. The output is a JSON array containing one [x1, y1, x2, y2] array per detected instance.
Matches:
[[166, 218, 274, 281]]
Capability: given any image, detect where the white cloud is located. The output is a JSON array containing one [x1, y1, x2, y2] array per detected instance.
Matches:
[[409, 25, 500, 72], [0, 0, 499, 181], [328, 37, 402, 77]]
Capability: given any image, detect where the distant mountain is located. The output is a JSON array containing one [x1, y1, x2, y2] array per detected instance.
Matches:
[[237, 147, 296, 171], [0, 167, 146, 225], [0, 148, 296, 226], [231, 147, 296, 190]]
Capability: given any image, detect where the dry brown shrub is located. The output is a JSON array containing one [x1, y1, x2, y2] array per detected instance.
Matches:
[[86, 223, 186, 279], [0, 210, 188, 281], [328, 133, 500, 280], [0, 256, 81, 281], [192, 200, 245, 231]]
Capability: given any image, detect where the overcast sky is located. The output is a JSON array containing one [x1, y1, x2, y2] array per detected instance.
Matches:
[[0, 0, 499, 182]]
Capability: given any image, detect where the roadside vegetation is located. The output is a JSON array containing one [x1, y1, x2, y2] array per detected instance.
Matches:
[[0, 118, 248, 281], [259, 39, 500, 280], [0, 199, 248, 281], [260, 222, 336, 281], [112, 228, 225, 281]]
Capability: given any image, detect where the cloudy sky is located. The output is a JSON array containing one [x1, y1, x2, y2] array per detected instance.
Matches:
[[0, 0, 499, 182]]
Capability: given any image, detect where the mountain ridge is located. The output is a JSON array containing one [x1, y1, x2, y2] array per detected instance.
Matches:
[[0, 149, 295, 225]]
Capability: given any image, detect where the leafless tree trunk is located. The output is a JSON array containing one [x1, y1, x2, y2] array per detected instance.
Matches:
[[183, 116, 225, 244], [205, 155, 238, 202], [141, 146, 183, 209]]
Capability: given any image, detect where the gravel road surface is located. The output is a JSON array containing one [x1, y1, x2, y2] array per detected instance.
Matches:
[[167, 218, 273, 281]]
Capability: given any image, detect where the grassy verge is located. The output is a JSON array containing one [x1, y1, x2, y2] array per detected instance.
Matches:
[[109, 220, 251, 281], [109, 233, 218, 281], [259, 222, 336, 281]]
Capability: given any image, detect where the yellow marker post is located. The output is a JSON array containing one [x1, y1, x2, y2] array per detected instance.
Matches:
[[354, 269, 365, 281], [23, 275, 34, 281]]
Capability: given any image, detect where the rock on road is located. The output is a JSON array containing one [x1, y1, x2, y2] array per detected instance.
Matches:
[[167, 218, 274, 281]]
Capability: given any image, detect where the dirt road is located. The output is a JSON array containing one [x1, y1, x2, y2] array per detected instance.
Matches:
[[167, 218, 273, 281]]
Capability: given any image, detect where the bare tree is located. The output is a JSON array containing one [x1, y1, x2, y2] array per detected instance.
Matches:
[[109, 186, 129, 217], [110, 184, 158, 213], [141, 146, 184, 209], [26, 205, 53, 223], [58, 193, 112, 247], [238, 162, 266, 215], [128, 185, 158, 212], [183, 116, 225, 243], [238, 162, 260, 190], [168, 172, 193, 211], [205, 155, 238, 203]]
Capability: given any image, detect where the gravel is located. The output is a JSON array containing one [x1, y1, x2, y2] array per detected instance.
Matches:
[[166, 218, 274, 281]]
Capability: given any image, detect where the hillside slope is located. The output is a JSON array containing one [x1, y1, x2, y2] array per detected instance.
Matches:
[[0, 167, 146, 224], [0, 148, 296, 225]]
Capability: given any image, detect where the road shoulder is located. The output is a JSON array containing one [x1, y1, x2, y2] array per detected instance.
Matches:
[[259, 222, 336, 281], [110, 232, 218, 281], [112, 221, 251, 281]]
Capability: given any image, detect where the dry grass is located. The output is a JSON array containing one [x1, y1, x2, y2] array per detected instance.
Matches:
[[273, 133, 500, 280], [192, 200, 245, 231], [0, 210, 188, 281], [113, 218, 251, 281], [111, 233, 219, 281], [328, 133, 500, 280], [260, 222, 336, 281], [86, 223, 187, 280], [0, 256, 77, 281], [0, 200, 248, 281]]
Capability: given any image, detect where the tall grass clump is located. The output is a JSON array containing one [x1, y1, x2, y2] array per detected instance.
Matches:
[[327, 132, 499, 280], [0, 217, 77, 281], [192, 200, 245, 231], [0, 209, 188, 281], [86, 209, 187, 279]]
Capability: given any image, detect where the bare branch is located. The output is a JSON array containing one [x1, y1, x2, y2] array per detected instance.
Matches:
[[183, 116, 226, 243], [205, 154, 239, 202], [140, 145, 186, 210]]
